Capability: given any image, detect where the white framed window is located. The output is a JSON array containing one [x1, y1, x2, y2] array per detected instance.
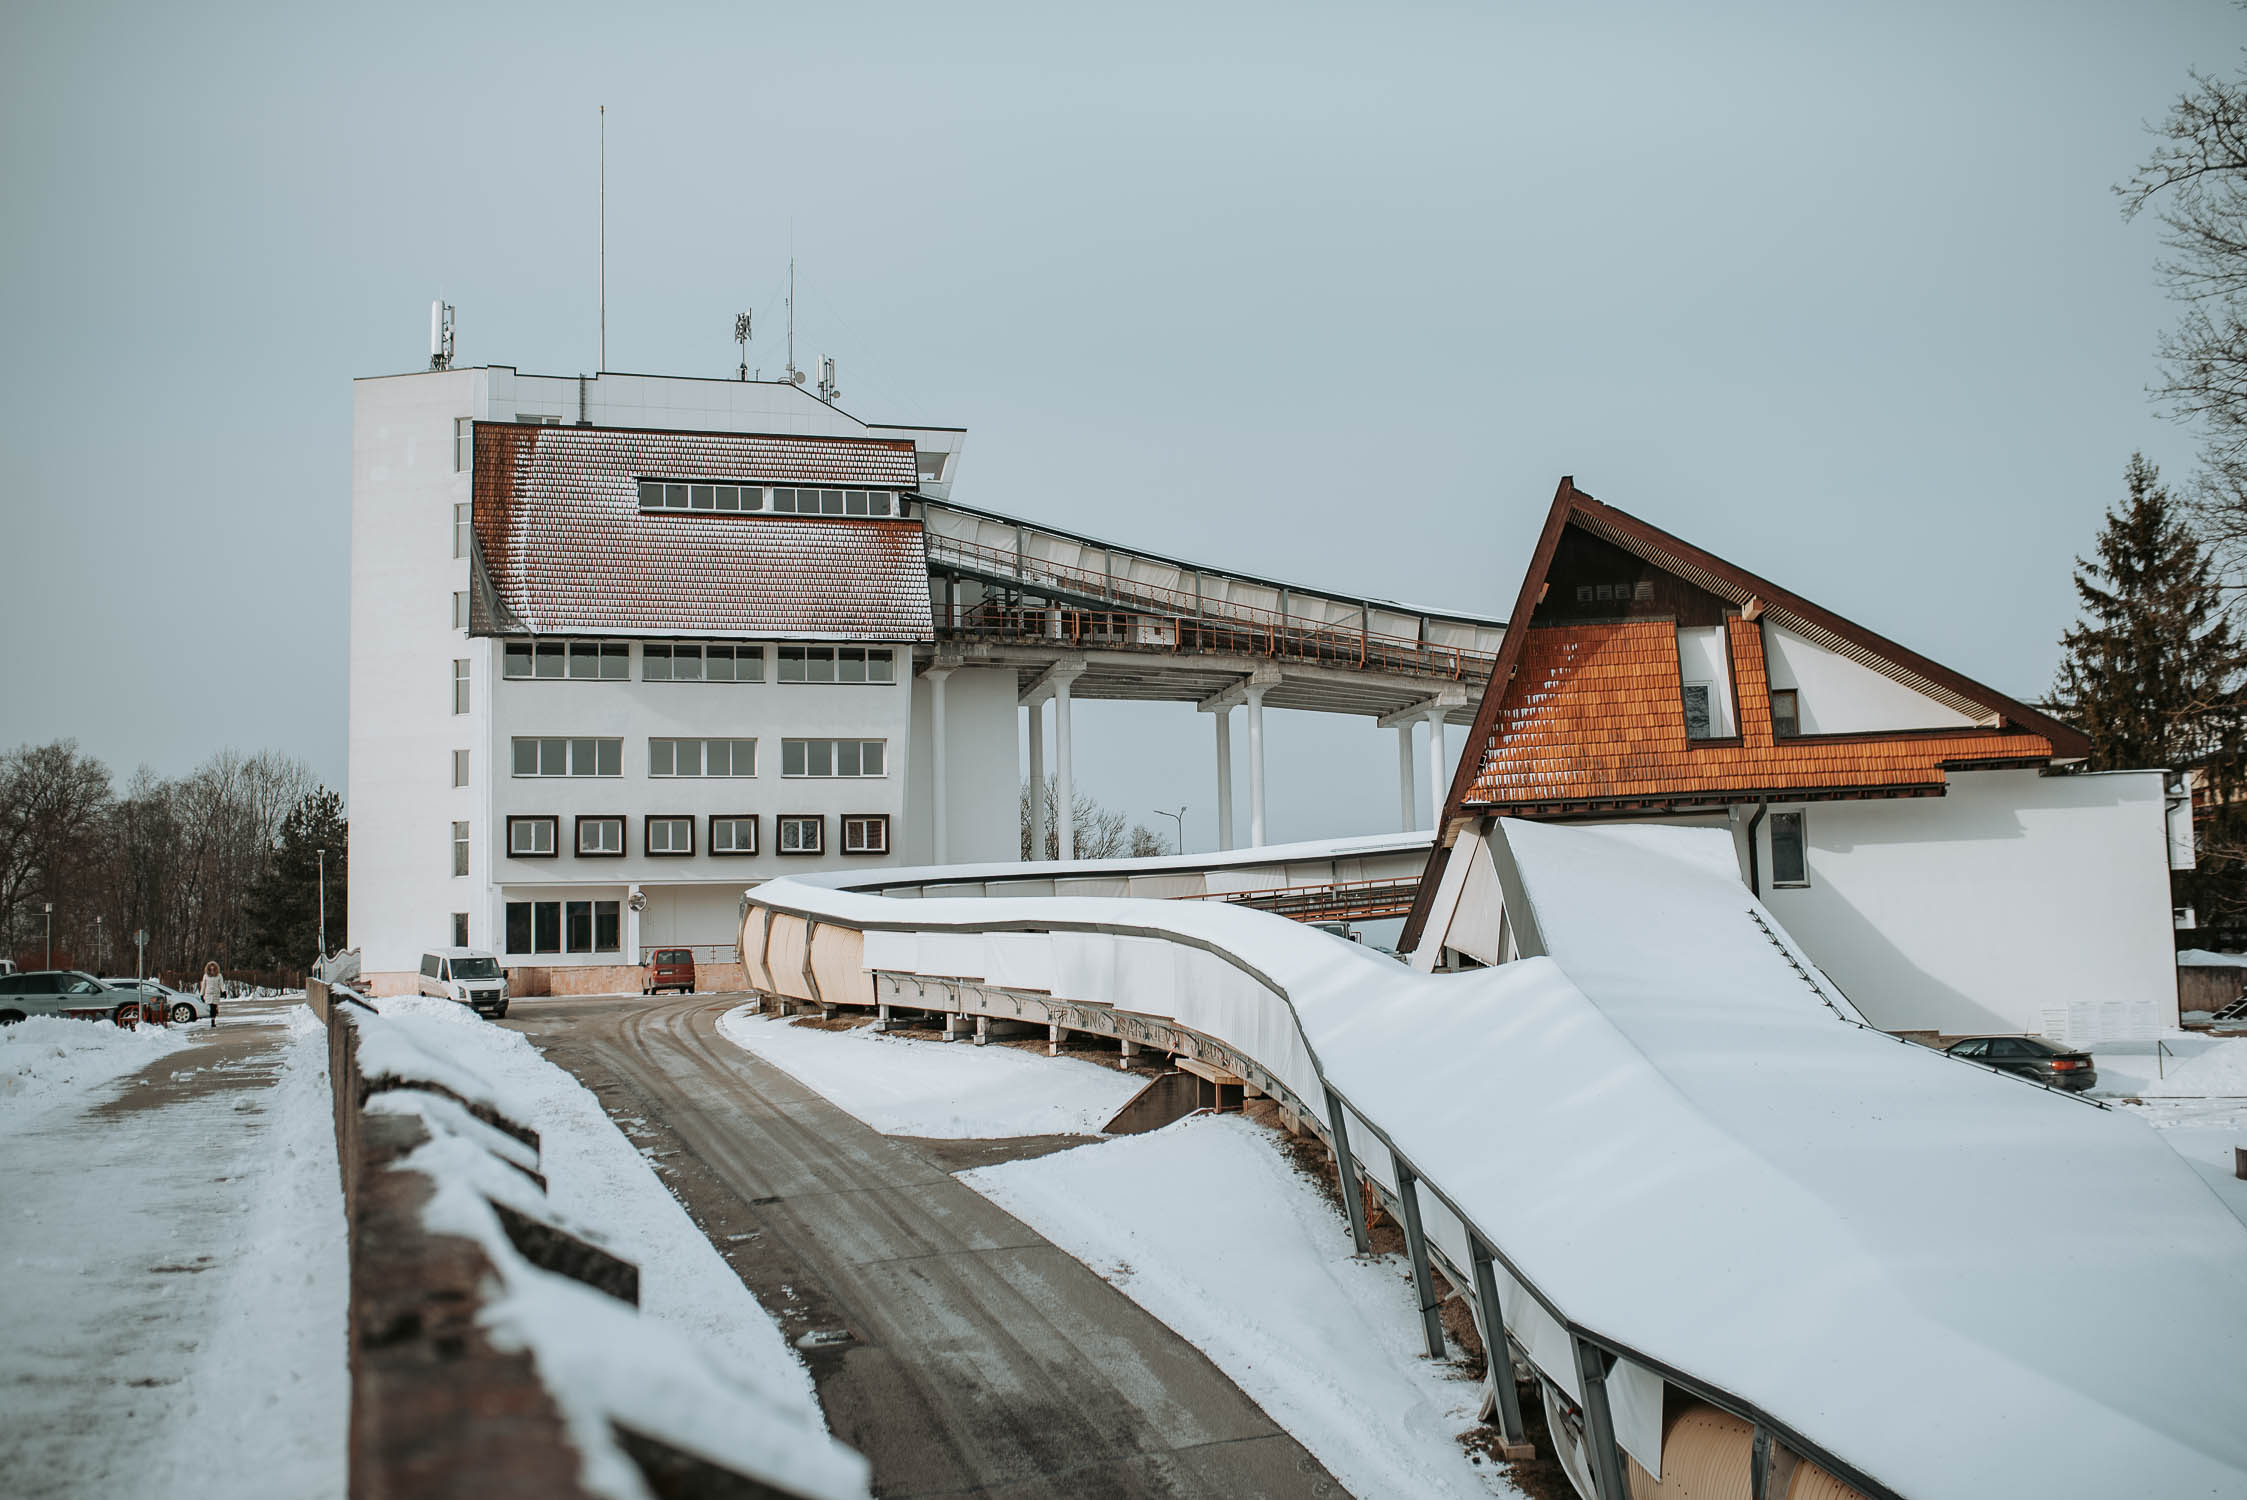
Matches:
[[778, 815, 824, 854], [502, 641, 628, 680], [510, 737, 622, 777], [452, 748, 469, 788], [452, 591, 469, 630], [778, 646, 894, 684], [711, 816, 758, 855], [841, 815, 889, 855], [649, 738, 757, 777], [451, 912, 469, 948], [646, 816, 694, 856], [576, 815, 625, 856], [451, 821, 469, 877], [1770, 811, 1809, 888], [644, 642, 762, 682], [452, 659, 470, 715], [507, 815, 559, 858], [455, 417, 473, 473], [453, 502, 470, 559], [770, 487, 893, 517], [782, 738, 885, 777], [636, 479, 767, 513]]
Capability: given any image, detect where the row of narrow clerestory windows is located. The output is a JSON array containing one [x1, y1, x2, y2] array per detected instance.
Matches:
[[635, 480, 896, 516]]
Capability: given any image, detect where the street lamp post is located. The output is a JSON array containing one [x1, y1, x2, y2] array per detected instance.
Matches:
[[1155, 806, 1187, 857], [43, 903, 53, 969], [94, 915, 104, 973], [316, 848, 327, 971]]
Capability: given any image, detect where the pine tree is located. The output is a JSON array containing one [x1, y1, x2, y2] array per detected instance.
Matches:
[[2052, 454, 2247, 932], [244, 789, 348, 968]]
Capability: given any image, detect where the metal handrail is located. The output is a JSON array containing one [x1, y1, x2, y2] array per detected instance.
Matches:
[[926, 532, 1498, 680]]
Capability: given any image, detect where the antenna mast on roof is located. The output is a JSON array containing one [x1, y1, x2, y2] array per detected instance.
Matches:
[[429, 300, 455, 370], [784, 260, 805, 386], [598, 105, 607, 372], [818, 354, 840, 405], [735, 311, 752, 380]]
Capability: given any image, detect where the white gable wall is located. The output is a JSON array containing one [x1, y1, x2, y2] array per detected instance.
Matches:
[[1755, 768, 2178, 1042], [1760, 622, 1979, 734]]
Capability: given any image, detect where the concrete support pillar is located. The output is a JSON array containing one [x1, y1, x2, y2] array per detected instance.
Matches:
[[975, 1014, 990, 1047], [1246, 684, 1269, 848], [1396, 723, 1417, 832], [1214, 709, 1235, 853], [1026, 700, 1046, 860], [625, 885, 643, 970], [1118, 1038, 1139, 1067], [1055, 674, 1076, 860], [927, 667, 953, 865], [1048, 1022, 1064, 1057], [1423, 708, 1447, 831], [875, 1001, 892, 1034], [944, 1013, 969, 1042]]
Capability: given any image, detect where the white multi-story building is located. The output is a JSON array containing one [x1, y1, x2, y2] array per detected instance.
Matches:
[[349, 365, 990, 995]]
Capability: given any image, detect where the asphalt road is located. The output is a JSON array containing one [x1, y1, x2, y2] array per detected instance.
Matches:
[[509, 994, 1350, 1500]]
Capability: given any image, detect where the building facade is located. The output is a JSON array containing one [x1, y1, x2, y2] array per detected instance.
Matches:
[[1404, 479, 2192, 1043], [348, 366, 1017, 994]]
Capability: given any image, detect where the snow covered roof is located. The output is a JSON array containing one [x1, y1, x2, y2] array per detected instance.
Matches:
[[470, 422, 932, 641]]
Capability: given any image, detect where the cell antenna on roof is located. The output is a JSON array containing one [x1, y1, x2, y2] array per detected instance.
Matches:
[[599, 105, 607, 372], [735, 311, 752, 380], [429, 300, 455, 371], [818, 354, 840, 405], [784, 260, 805, 386]]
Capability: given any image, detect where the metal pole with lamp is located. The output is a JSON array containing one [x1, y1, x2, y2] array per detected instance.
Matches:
[[316, 848, 327, 974], [1154, 806, 1187, 856], [43, 903, 53, 969]]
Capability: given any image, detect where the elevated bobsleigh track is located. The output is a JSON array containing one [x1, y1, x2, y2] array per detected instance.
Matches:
[[739, 822, 2247, 1500]]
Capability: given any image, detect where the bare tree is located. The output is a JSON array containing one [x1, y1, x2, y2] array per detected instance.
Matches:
[[2122, 59, 2247, 575], [1018, 776, 1161, 861], [0, 740, 112, 966]]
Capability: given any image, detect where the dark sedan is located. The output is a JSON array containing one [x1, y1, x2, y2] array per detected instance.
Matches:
[[1944, 1035, 2097, 1092]]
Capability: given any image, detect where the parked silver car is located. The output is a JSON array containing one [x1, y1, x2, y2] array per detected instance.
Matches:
[[101, 978, 209, 1025], [0, 971, 143, 1025]]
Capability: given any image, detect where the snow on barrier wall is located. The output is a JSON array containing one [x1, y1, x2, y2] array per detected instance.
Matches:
[[308, 981, 869, 1500], [739, 822, 2247, 1500]]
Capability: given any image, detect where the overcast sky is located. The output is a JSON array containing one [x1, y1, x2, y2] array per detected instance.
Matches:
[[2, 1, 2238, 850]]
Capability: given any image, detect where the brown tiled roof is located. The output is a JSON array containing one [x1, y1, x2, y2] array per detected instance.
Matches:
[[470, 423, 932, 641], [1465, 618, 2058, 810]]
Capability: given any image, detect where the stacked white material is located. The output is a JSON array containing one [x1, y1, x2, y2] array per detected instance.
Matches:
[[749, 818, 2247, 1500]]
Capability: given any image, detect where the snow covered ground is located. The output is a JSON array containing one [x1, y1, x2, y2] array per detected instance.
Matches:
[[0, 1000, 347, 1500], [717, 1009, 1517, 1499], [378, 996, 823, 1424], [716, 1008, 1145, 1136], [0, 1015, 190, 1119], [2092, 1035, 2247, 1225]]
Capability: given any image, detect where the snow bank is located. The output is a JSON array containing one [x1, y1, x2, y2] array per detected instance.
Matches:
[[2177, 948, 2247, 967], [347, 997, 863, 1498], [0, 1015, 186, 1125], [716, 1009, 1144, 1137], [2091, 1035, 2247, 1099], [964, 1115, 1514, 1500]]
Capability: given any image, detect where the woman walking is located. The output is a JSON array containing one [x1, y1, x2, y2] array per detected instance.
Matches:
[[199, 961, 223, 1025]]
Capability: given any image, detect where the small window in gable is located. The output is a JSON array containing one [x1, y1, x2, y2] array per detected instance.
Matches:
[[1770, 811, 1809, 888], [1682, 683, 1714, 740], [1770, 688, 1800, 738]]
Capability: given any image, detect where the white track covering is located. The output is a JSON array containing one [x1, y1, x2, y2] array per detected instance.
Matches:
[[748, 820, 2247, 1499]]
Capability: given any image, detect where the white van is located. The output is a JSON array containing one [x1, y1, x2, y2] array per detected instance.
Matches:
[[417, 948, 510, 1019]]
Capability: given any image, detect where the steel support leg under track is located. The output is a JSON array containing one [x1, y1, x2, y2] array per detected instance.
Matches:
[[1470, 1251, 1529, 1448], [1393, 1161, 1447, 1359], [1323, 1086, 1373, 1255], [1574, 1337, 1633, 1500]]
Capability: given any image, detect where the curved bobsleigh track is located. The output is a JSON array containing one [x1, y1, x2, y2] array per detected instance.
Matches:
[[738, 820, 2247, 1500]]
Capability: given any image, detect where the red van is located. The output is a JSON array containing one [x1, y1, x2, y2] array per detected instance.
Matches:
[[644, 948, 696, 995]]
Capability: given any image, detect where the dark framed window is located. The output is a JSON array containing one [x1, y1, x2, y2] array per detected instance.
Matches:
[[1770, 811, 1809, 888], [1769, 688, 1800, 738], [576, 815, 625, 857], [593, 901, 620, 953], [841, 815, 889, 855], [711, 816, 758, 855], [506, 900, 564, 954], [646, 816, 695, 856], [507, 815, 559, 858], [1682, 683, 1714, 740], [450, 912, 469, 948], [778, 815, 824, 855]]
